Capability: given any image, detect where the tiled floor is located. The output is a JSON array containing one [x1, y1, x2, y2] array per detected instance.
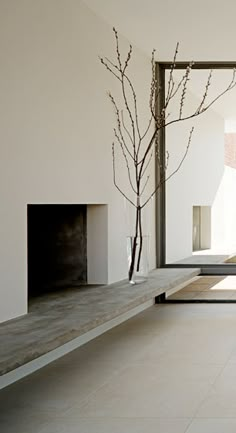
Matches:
[[1, 303, 236, 432], [168, 276, 236, 301]]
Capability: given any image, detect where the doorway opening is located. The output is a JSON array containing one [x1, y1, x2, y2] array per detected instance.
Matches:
[[192, 206, 211, 252]]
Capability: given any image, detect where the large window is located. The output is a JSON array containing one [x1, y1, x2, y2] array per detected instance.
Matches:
[[156, 63, 236, 274]]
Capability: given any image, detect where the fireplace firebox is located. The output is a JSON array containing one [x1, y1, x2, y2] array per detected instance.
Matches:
[[27, 204, 87, 297]]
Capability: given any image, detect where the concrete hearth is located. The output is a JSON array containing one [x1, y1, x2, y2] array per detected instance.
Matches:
[[0, 267, 200, 389]]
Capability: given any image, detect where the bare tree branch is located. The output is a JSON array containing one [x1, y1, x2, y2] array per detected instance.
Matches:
[[113, 27, 122, 70], [141, 116, 153, 141], [112, 143, 136, 207], [141, 127, 194, 208], [112, 29, 137, 154], [165, 150, 170, 170], [165, 71, 236, 128], [99, 57, 121, 82], [195, 69, 213, 114], [140, 175, 150, 196], [198, 68, 236, 113], [109, 92, 135, 161], [124, 73, 142, 144], [100, 28, 236, 281], [102, 55, 142, 143], [114, 129, 137, 194], [179, 64, 192, 119], [165, 42, 179, 105], [121, 110, 134, 146], [140, 150, 154, 178]]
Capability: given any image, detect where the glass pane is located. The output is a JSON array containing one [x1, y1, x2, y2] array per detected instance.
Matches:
[[165, 68, 236, 267]]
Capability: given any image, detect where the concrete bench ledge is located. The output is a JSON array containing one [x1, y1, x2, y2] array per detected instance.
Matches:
[[0, 267, 200, 388]]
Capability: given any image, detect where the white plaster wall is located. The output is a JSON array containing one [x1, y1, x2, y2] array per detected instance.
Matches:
[[166, 87, 225, 263], [0, 0, 155, 322], [215, 166, 236, 250], [84, 0, 236, 62], [224, 167, 236, 249], [87, 205, 108, 284], [210, 170, 226, 249], [222, 122, 236, 250], [200, 207, 211, 249]]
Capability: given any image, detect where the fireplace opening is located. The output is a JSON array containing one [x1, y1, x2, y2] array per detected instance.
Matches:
[[27, 204, 87, 297]]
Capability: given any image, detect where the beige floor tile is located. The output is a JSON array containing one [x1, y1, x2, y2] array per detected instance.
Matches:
[[186, 418, 236, 433], [168, 291, 197, 300], [191, 277, 224, 284], [73, 364, 211, 418], [227, 347, 236, 363], [192, 290, 234, 300], [39, 417, 191, 433], [199, 276, 225, 281], [196, 377, 236, 417], [227, 292, 236, 300], [44, 330, 154, 369], [2, 303, 236, 431], [0, 409, 52, 433], [145, 330, 236, 364], [171, 276, 236, 300], [132, 358, 223, 383], [180, 285, 210, 292], [171, 288, 236, 300], [0, 359, 119, 412], [103, 306, 164, 336], [217, 363, 236, 378], [186, 283, 217, 290]]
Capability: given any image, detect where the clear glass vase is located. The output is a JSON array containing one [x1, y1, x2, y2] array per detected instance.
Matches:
[[127, 235, 150, 284]]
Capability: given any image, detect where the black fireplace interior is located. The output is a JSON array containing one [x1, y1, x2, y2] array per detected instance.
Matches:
[[28, 204, 87, 297]]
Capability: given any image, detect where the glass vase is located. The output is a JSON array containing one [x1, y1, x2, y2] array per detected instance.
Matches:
[[127, 235, 150, 284]]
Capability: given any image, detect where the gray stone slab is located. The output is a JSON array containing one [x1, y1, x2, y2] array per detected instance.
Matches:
[[0, 268, 200, 376]]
